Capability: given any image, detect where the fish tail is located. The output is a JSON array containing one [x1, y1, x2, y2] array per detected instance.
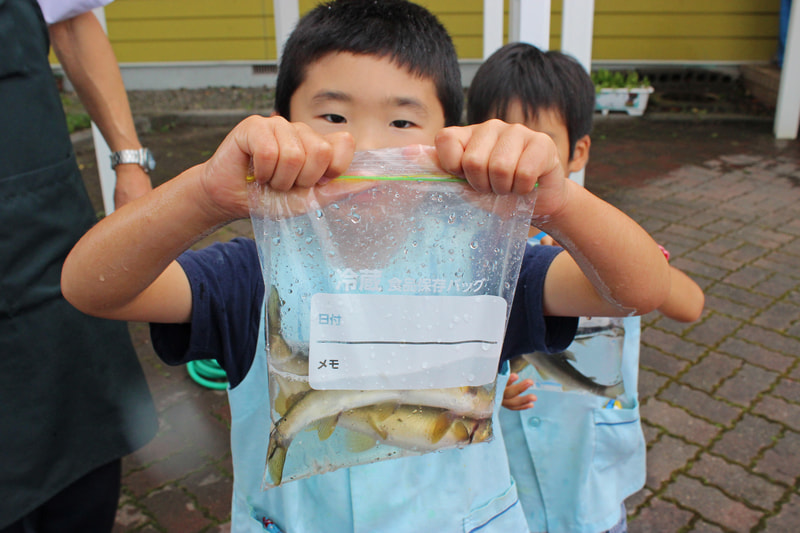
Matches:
[[451, 419, 471, 442], [267, 428, 288, 485], [267, 286, 281, 332], [603, 381, 626, 399], [431, 412, 456, 444], [509, 355, 528, 374]]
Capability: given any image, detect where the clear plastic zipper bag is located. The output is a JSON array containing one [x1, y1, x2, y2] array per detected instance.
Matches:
[[248, 146, 536, 487]]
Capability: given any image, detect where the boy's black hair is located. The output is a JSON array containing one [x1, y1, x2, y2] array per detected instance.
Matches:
[[275, 0, 463, 127], [467, 43, 595, 160]]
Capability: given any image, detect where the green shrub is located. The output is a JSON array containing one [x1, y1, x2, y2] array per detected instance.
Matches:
[[591, 69, 651, 91], [66, 112, 91, 133]]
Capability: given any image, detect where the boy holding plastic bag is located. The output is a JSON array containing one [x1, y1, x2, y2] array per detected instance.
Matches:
[[62, 1, 670, 531], [468, 43, 704, 533]]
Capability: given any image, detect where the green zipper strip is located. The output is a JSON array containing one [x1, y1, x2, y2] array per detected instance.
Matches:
[[337, 174, 465, 182]]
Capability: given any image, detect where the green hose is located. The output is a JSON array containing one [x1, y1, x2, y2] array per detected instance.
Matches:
[[187, 359, 228, 390]]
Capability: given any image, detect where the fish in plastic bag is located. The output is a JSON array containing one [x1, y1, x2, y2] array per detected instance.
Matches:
[[247, 145, 536, 487]]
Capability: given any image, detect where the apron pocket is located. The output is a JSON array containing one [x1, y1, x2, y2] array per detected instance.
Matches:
[[463, 478, 525, 533], [592, 399, 645, 472], [0, 155, 96, 314]]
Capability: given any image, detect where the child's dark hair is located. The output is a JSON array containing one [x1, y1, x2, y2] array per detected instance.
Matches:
[[467, 43, 595, 160], [275, 0, 463, 127]]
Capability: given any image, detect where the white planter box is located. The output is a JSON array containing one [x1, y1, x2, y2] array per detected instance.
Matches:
[[595, 87, 654, 116]]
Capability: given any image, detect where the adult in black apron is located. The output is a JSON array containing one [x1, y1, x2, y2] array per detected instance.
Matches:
[[0, 1, 158, 530]]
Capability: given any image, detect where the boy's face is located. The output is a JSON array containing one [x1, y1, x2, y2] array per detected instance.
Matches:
[[501, 100, 587, 176], [289, 52, 446, 151]]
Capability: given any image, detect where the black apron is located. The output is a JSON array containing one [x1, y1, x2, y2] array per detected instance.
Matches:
[[0, 0, 158, 525]]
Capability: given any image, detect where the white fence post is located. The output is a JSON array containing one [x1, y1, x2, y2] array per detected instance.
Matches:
[[561, 0, 594, 71], [91, 7, 116, 215], [483, 0, 504, 58], [561, 0, 595, 186], [509, 0, 551, 51], [775, 0, 800, 139], [273, 0, 300, 62]]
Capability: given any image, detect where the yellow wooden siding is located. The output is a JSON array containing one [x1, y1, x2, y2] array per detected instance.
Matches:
[[106, 0, 276, 61], [301, 0, 486, 59], [84, 0, 779, 63], [585, 0, 781, 61]]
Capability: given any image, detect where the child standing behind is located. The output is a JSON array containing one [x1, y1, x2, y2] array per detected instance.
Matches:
[[62, 4, 672, 532], [468, 42, 704, 533]]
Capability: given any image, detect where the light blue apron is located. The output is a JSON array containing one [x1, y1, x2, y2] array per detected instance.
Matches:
[[500, 316, 644, 533], [227, 310, 529, 532]]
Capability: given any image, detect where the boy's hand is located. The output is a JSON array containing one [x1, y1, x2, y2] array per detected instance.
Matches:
[[539, 234, 557, 246], [198, 115, 360, 221], [502, 373, 536, 411], [434, 120, 567, 213]]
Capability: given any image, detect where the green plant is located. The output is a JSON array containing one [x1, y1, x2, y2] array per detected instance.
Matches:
[[60, 94, 92, 133], [65, 112, 91, 133], [591, 69, 651, 91]]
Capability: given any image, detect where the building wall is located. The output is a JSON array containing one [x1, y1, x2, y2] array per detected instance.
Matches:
[[587, 0, 781, 62], [100, 0, 781, 64], [49, 0, 782, 90]]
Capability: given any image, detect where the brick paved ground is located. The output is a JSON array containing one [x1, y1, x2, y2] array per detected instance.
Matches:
[[73, 114, 800, 532]]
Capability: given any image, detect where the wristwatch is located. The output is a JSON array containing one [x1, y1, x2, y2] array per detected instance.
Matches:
[[110, 148, 156, 173]]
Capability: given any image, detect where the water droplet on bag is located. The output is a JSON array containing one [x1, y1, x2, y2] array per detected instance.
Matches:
[[272, 237, 281, 245], [469, 241, 478, 250], [448, 213, 456, 224]]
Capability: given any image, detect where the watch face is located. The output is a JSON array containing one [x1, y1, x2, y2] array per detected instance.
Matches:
[[144, 150, 156, 170]]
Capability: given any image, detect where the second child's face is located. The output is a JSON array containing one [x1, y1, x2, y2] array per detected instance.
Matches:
[[289, 52, 446, 151], [501, 100, 572, 176]]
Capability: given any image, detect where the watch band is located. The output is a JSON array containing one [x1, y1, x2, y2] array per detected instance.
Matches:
[[110, 148, 156, 172]]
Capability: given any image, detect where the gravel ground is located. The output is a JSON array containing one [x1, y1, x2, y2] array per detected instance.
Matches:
[[126, 87, 277, 115], [60, 63, 774, 126]]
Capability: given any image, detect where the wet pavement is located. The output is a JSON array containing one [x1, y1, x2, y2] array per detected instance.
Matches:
[[72, 112, 800, 532]]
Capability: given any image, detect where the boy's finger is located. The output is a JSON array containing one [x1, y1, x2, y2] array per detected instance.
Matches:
[[487, 124, 531, 195], [458, 123, 501, 193], [502, 394, 537, 410], [434, 126, 470, 178], [503, 378, 534, 399], [235, 116, 279, 184], [323, 131, 356, 179], [514, 133, 561, 196], [268, 120, 307, 191], [292, 122, 335, 188]]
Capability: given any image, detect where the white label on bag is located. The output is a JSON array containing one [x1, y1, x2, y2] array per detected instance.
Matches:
[[309, 293, 506, 390]]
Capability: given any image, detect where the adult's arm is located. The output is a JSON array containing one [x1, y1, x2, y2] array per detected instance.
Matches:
[[49, 10, 151, 207]]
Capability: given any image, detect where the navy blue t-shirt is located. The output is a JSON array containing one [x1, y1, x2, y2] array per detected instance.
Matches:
[[151, 238, 577, 388]]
